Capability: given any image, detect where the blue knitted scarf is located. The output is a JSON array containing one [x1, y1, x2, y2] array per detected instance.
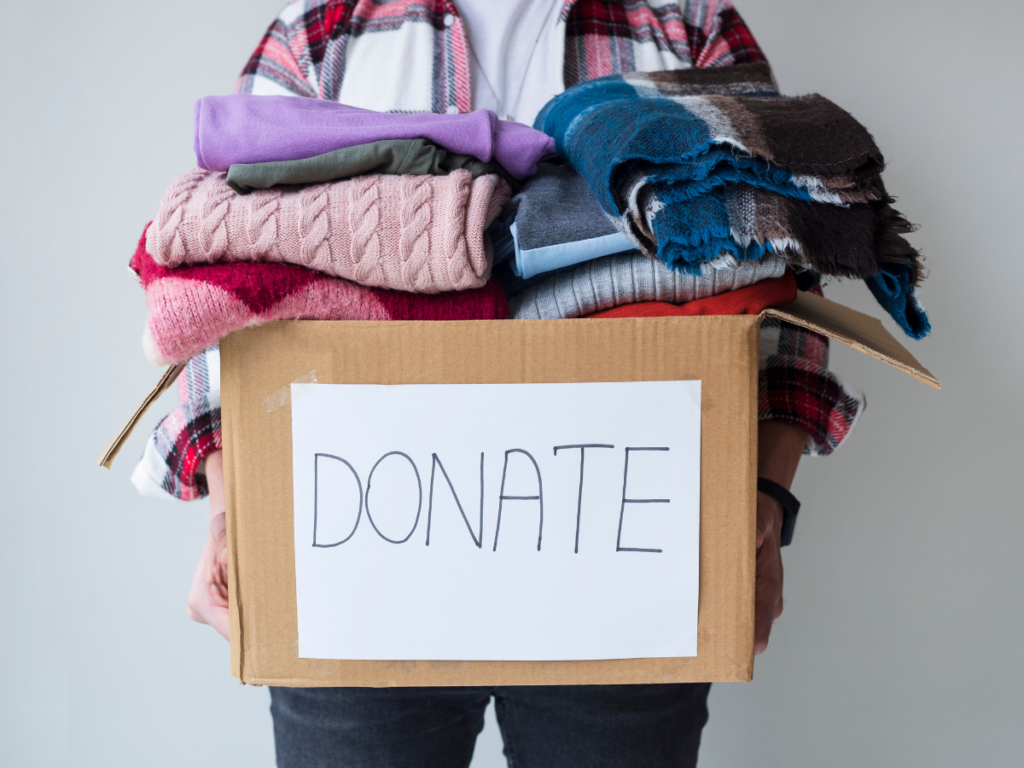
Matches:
[[535, 63, 929, 339]]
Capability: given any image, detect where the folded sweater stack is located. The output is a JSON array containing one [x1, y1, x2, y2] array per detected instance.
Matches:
[[135, 95, 562, 366]]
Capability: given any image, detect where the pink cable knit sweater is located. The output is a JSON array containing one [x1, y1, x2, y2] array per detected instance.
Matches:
[[145, 168, 511, 293]]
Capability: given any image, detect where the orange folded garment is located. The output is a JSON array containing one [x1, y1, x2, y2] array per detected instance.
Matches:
[[585, 271, 797, 319]]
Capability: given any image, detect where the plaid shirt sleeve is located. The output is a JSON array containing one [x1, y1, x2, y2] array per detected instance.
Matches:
[[682, 0, 768, 68], [234, 2, 324, 97], [759, 287, 866, 456], [131, 348, 222, 501]]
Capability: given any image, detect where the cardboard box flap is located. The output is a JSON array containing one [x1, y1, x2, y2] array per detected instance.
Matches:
[[761, 292, 939, 390], [97, 363, 185, 469]]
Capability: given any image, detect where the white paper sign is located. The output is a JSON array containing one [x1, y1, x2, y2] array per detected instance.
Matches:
[[291, 380, 701, 661]]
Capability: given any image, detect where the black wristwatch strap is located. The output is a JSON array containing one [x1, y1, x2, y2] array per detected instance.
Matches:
[[757, 477, 800, 547]]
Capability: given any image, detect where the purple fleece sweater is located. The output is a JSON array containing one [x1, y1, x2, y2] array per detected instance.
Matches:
[[193, 94, 556, 180]]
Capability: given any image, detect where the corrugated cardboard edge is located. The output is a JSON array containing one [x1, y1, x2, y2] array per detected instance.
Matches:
[[221, 339, 245, 683], [760, 292, 940, 389], [96, 363, 186, 469]]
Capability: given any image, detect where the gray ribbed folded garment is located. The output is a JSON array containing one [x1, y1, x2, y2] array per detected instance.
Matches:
[[508, 251, 789, 320]]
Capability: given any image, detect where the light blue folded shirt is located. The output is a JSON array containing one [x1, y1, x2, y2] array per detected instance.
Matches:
[[508, 221, 635, 279], [491, 162, 637, 280]]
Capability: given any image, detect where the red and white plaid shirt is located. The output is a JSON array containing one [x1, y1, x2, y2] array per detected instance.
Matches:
[[235, 0, 766, 112], [132, 0, 865, 501]]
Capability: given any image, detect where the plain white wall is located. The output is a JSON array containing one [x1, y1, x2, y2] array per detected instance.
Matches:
[[1, 1, 1021, 766]]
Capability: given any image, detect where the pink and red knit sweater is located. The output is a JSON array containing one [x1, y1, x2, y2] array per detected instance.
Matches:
[[131, 226, 508, 365]]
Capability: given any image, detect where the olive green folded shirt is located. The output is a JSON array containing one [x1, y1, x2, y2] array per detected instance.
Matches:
[[225, 137, 516, 193]]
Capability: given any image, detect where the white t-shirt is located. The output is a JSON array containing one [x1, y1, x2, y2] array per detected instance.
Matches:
[[455, 0, 565, 127]]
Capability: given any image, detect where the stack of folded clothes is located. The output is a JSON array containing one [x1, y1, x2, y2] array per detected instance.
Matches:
[[517, 62, 929, 338], [134, 94, 556, 367], [131, 65, 927, 500], [490, 161, 795, 321]]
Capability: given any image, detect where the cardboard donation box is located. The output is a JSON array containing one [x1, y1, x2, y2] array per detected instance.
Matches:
[[99, 292, 936, 688], [209, 292, 937, 687]]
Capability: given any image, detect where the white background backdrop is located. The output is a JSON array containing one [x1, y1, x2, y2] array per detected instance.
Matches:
[[1, 1, 1021, 765]]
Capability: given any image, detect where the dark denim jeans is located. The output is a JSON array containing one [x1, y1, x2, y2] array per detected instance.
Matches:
[[270, 683, 711, 767]]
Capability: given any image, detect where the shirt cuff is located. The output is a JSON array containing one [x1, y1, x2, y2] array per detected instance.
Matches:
[[758, 355, 866, 456], [131, 391, 222, 501]]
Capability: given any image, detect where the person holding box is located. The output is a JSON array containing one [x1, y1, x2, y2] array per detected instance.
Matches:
[[167, 1, 865, 765]]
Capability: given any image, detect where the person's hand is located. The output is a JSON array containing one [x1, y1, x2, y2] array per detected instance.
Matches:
[[186, 450, 230, 640], [754, 491, 784, 655], [754, 421, 808, 656]]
